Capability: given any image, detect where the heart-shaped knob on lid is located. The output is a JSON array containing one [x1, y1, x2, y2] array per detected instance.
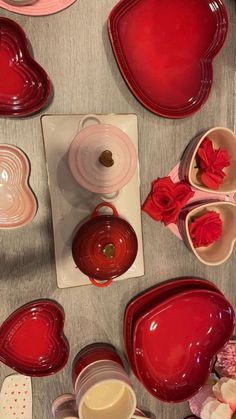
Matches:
[[68, 115, 137, 194], [0, 300, 69, 376], [72, 203, 138, 287]]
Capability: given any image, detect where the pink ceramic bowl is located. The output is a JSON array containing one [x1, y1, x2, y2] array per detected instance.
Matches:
[[179, 201, 236, 266], [73, 343, 136, 419], [180, 127, 236, 194], [52, 394, 78, 418], [77, 368, 136, 419]]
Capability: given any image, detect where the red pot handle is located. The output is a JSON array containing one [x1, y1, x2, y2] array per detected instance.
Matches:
[[92, 202, 119, 219], [89, 277, 113, 288]]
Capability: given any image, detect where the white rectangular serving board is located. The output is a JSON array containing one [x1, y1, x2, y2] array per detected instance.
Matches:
[[41, 114, 144, 288]]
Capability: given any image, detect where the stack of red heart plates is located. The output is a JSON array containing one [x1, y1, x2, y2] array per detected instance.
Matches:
[[108, 0, 228, 119], [124, 278, 235, 402], [0, 17, 51, 117]]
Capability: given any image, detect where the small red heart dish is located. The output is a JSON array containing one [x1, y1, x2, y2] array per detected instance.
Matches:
[[0, 144, 37, 229], [108, 0, 228, 119], [179, 201, 236, 265], [0, 17, 51, 117], [0, 300, 69, 376], [180, 127, 236, 193]]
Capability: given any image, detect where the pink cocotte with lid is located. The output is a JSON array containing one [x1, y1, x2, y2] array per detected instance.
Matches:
[[68, 115, 137, 198]]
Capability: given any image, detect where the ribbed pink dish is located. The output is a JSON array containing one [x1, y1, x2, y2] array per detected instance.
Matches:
[[0, 144, 37, 229], [0, 0, 76, 16]]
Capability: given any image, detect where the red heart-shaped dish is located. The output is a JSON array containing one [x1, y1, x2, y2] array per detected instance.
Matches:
[[0, 300, 69, 376], [133, 289, 235, 402], [0, 17, 51, 117], [108, 0, 228, 118]]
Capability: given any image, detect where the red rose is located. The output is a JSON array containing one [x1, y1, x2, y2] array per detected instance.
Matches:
[[189, 211, 222, 248], [196, 138, 230, 190], [142, 177, 194, 225]]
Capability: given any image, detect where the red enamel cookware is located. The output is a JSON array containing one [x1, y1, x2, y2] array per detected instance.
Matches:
[[72, 203, 138, 288]]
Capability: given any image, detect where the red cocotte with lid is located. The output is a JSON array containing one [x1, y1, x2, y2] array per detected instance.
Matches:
[[72, 203, 138, 288]]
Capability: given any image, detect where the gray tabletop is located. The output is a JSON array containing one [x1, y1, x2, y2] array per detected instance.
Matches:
[[0, 1, 236, 418]]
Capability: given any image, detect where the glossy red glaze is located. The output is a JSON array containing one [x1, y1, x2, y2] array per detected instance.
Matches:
[[124, 278, 222, 374], [108, 0, 228, 119], [72, 343, 124, 387], [0, 300, 69, 376], [0, 18, 51, 117], [72, 203, 138, 281], [133, 289, 235, 402]]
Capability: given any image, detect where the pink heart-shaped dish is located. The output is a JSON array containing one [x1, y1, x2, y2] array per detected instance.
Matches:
[[0, 300, 69, 376], [0, 18, 51, 117], [0, 144, 37, 229], [180, 127, 236, 193], [0, 0, 76, 16], [133, 289, 235, 402], [179, 201, 236, 265], [108, 0, 228, 118]]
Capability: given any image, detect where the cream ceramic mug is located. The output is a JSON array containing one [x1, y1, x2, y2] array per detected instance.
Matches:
[[75, 360, 136, 419]]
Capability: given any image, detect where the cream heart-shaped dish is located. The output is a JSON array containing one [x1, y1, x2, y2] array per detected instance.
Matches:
[[179, 201, 236, 265], [0, 144, 37, 229], [180, 127, 236, 194]]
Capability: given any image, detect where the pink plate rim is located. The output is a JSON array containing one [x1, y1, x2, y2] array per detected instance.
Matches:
[[0, 0, 76, 16]]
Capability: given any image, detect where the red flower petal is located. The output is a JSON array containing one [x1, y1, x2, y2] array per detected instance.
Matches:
[[196, 138, 230, 189], [189, 211, 222, 248], [142, 193, 162, 221], [174, 182, 194, 205], [201, 170, 225, 190], [142, 177, 194, 225]]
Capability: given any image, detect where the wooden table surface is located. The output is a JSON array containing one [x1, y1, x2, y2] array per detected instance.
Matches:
[[0, 1, 236, 418]]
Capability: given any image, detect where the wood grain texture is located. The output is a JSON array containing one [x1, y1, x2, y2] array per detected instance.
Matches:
[[0, 1, 236, 418]]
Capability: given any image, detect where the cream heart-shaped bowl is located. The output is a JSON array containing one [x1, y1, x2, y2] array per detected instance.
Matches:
[[179, 201, 236, 266], [179, 127, 236, 194]]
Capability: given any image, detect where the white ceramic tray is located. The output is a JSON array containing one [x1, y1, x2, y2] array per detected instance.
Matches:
[[41, 114, 144, 288]]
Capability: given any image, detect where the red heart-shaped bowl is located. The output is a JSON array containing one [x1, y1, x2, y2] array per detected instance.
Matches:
[[0, 17, 51, 117], [124, 278, 223, 373], [0, 300, 69, 376], [133, 289, 235, 402], [108, 0, 228, 119]]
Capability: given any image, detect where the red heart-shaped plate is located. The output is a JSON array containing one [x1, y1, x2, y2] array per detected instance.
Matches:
[[0, 18, 51, 117], [0, 300, 69, 376], [108, 0, 228, 118]]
